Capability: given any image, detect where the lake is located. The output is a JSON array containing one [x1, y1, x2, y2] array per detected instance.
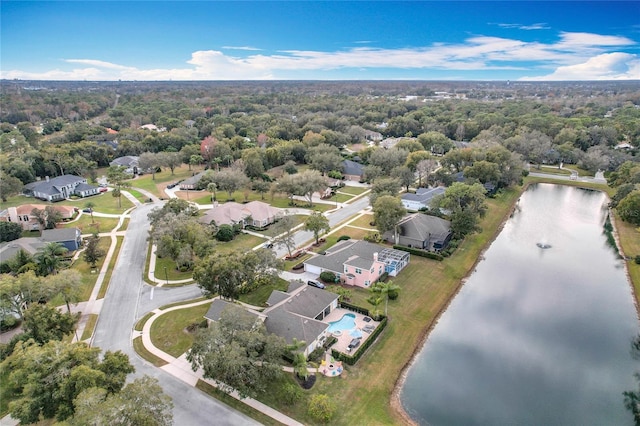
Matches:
[[400, 184, 639, 425]]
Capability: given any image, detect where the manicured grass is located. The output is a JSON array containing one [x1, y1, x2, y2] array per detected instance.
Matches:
[[213, 233, 265, 254], [116, 217, 130, 232], [154, 256, 194, 281], [238, 277, 289, 307], [57, 192, 134, 214], [129, 166, 196, 197], [133, 336, 168, 367], [251, 216, 306, 238], [562, 164, 594, 177], [614, 214, 640, 309], [339, 186, 368, 196], [534, 166, 572, 176], [135, 312, 154, 331], [195, 380, 284, 426], [63, 215, 120, 234], [80, 314, 98, 341], [158, 297, 208, 311], [345, 214, 376, 230], [326, 193, 352, 203], [150, 303, 210, 357], [126, 188, 148, 203]]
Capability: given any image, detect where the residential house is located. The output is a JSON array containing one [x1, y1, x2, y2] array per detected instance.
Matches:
[[110, 156, 139, 174], [0, 227, 82, 263], [199, 201, 282, 229], [363, 130, 383, 143], [23, 175, 99, 202], [384, 213, 452, 252], [204, 280, 339, 357], [401, 187, 445, 211], [342, 160, 364, 182], [0, 204, 76, 231], [41, 228, 82, 252], [179, 172, 205, 190], [304, 240, 410, 288]]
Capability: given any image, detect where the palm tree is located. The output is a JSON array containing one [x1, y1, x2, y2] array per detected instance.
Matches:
[[287, 338, 309, 380], [34, 242, 68, 276], [207, 182, 217, 202], [371, 280, 400, 316], [367, 295, 384, 320], [84, 201, 96, 224]]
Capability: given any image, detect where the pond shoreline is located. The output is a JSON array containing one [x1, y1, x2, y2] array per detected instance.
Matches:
[[390, 180, 636, 425], [390, 184, 525, 425]]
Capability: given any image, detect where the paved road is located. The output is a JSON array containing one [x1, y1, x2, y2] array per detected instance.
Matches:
[[273, 196, 370, 258], [91, 202, 259, 426]]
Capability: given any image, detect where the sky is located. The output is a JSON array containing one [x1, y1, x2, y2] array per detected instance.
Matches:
[[1, 1, 639, 81]]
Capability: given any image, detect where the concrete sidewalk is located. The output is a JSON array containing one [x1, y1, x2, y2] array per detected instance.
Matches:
[[136, 298, 304, 426]]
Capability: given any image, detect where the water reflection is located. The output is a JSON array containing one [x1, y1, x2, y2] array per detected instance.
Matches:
[[401, 184, 638, 426]]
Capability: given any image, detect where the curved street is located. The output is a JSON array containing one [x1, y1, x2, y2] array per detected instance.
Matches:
[[91, 202, 260, 425]]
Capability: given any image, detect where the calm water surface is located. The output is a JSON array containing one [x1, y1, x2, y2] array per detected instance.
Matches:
[[400, 184, 638, 425]]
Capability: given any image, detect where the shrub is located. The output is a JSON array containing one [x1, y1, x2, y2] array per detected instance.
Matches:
[[337, 235, 351, 242], [319, 271, 336, 283], [215, 224, 235, 242], [635, 255, 640, 265], [377, 272, 389, 283], [364, 232, 381, 243], [393, 245, 443, 261], [308, 394, 336, 423], [282, 383, 303, 406], [388, 288, 399, 300], [308, 346, 325, 363]]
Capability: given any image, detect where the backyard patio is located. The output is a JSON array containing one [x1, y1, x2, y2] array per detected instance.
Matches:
[[323, 308, 380, 354]]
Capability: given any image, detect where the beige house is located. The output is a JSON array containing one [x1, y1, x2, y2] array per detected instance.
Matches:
[[0, 204, 76, 231], [199, 201, 282, 229]]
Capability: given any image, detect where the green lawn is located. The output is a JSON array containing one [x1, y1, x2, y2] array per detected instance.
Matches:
[[534, 166, 572, 176], [57, 192, 134, 214], [326, 193, 352, 203], [129, 165, 196, 197], [63, 215, 120, 234], [238, 277, 289, 307], [213, 233, 265, 254], [187, 190, 334, 212], [150, 303, 210, 357], [251, 216, 306, 238], [133, 336, 168, 367], [154, 256, 194, 282], [338, 186, 369, 196], [98, 236, 123, 299], [80, 314, 98, 341], [345, 214, 376, 229]]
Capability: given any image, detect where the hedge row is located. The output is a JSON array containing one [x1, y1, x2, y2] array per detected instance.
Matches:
[[332, 316, 388, 366], [338, 301, 370, 316], [393, 245, 444, 261]]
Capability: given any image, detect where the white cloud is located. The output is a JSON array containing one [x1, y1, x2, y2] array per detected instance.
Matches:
[[1, 31, 637, 80], [221, 46, 262, 51], [496, 22, 550, 30], [521, 52, 640, 80]]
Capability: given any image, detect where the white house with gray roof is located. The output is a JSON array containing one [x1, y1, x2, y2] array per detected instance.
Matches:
[[401, 186, 445, 211], [204, 280, 338, 357], [23, 175, 98, 202]]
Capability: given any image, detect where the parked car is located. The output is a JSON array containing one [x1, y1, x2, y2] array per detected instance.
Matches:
[[263, 242, 274, 249], [307, 280, 325, 289], [347, 338, 361, 351], [99, 187, 108, 192], [166, 182, 178, 189], [82, 208, 93, 213]]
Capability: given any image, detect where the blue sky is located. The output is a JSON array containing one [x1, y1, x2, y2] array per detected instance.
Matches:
[[1, 1, 639, 81]]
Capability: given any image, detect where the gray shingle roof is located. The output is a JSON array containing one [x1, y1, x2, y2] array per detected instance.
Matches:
[[342, 160, 364, 176], [305, 240, 382, 274], [110, 156, 139, 167], [75, 183, 98, 192], [395, 213, 452, 243], [264, 308, 328, 346], [401, 186, 445, 204], [24, 175, 86, 194], [41, 228, 80, 243]]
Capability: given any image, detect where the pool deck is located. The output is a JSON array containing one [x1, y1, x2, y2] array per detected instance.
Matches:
[[324, 308, 380, 354]]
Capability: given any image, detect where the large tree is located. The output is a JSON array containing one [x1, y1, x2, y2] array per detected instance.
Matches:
[[369, 177, 401, 206], [0, 171, 23, 202], [83, 233, 105, 269], [272, 214, 297, 258], [434, 182, 488, 238], [70, 376, 173, 426], [187, 304, 286, 398], [106, 165, 131, 208], [31, 206, 63, 233], [305, 211, 330, 245], [617, 191, 640, 226], [34, 242, 68, 276], [194, 249, 278, 300], [2, 340, 135, 423], [22, 304, 79, 344], [373, 195, 406, 244], [297, 169, 328, 206], [306, 144, 343, 175], [0, 221, 22, 242]]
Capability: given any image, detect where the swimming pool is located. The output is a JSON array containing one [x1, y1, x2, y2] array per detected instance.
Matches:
[[327, 313, 356, 333]]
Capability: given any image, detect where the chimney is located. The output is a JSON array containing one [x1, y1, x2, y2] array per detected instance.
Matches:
[[373, 252, 378, 261], [45, 176, 50, 182]]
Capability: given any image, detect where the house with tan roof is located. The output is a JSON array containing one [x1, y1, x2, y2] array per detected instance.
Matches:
[[199, 201, 282, 229], [0, 204, 76, 231]]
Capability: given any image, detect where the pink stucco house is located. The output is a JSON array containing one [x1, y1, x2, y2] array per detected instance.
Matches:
[[303, 240, 410, 288]]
